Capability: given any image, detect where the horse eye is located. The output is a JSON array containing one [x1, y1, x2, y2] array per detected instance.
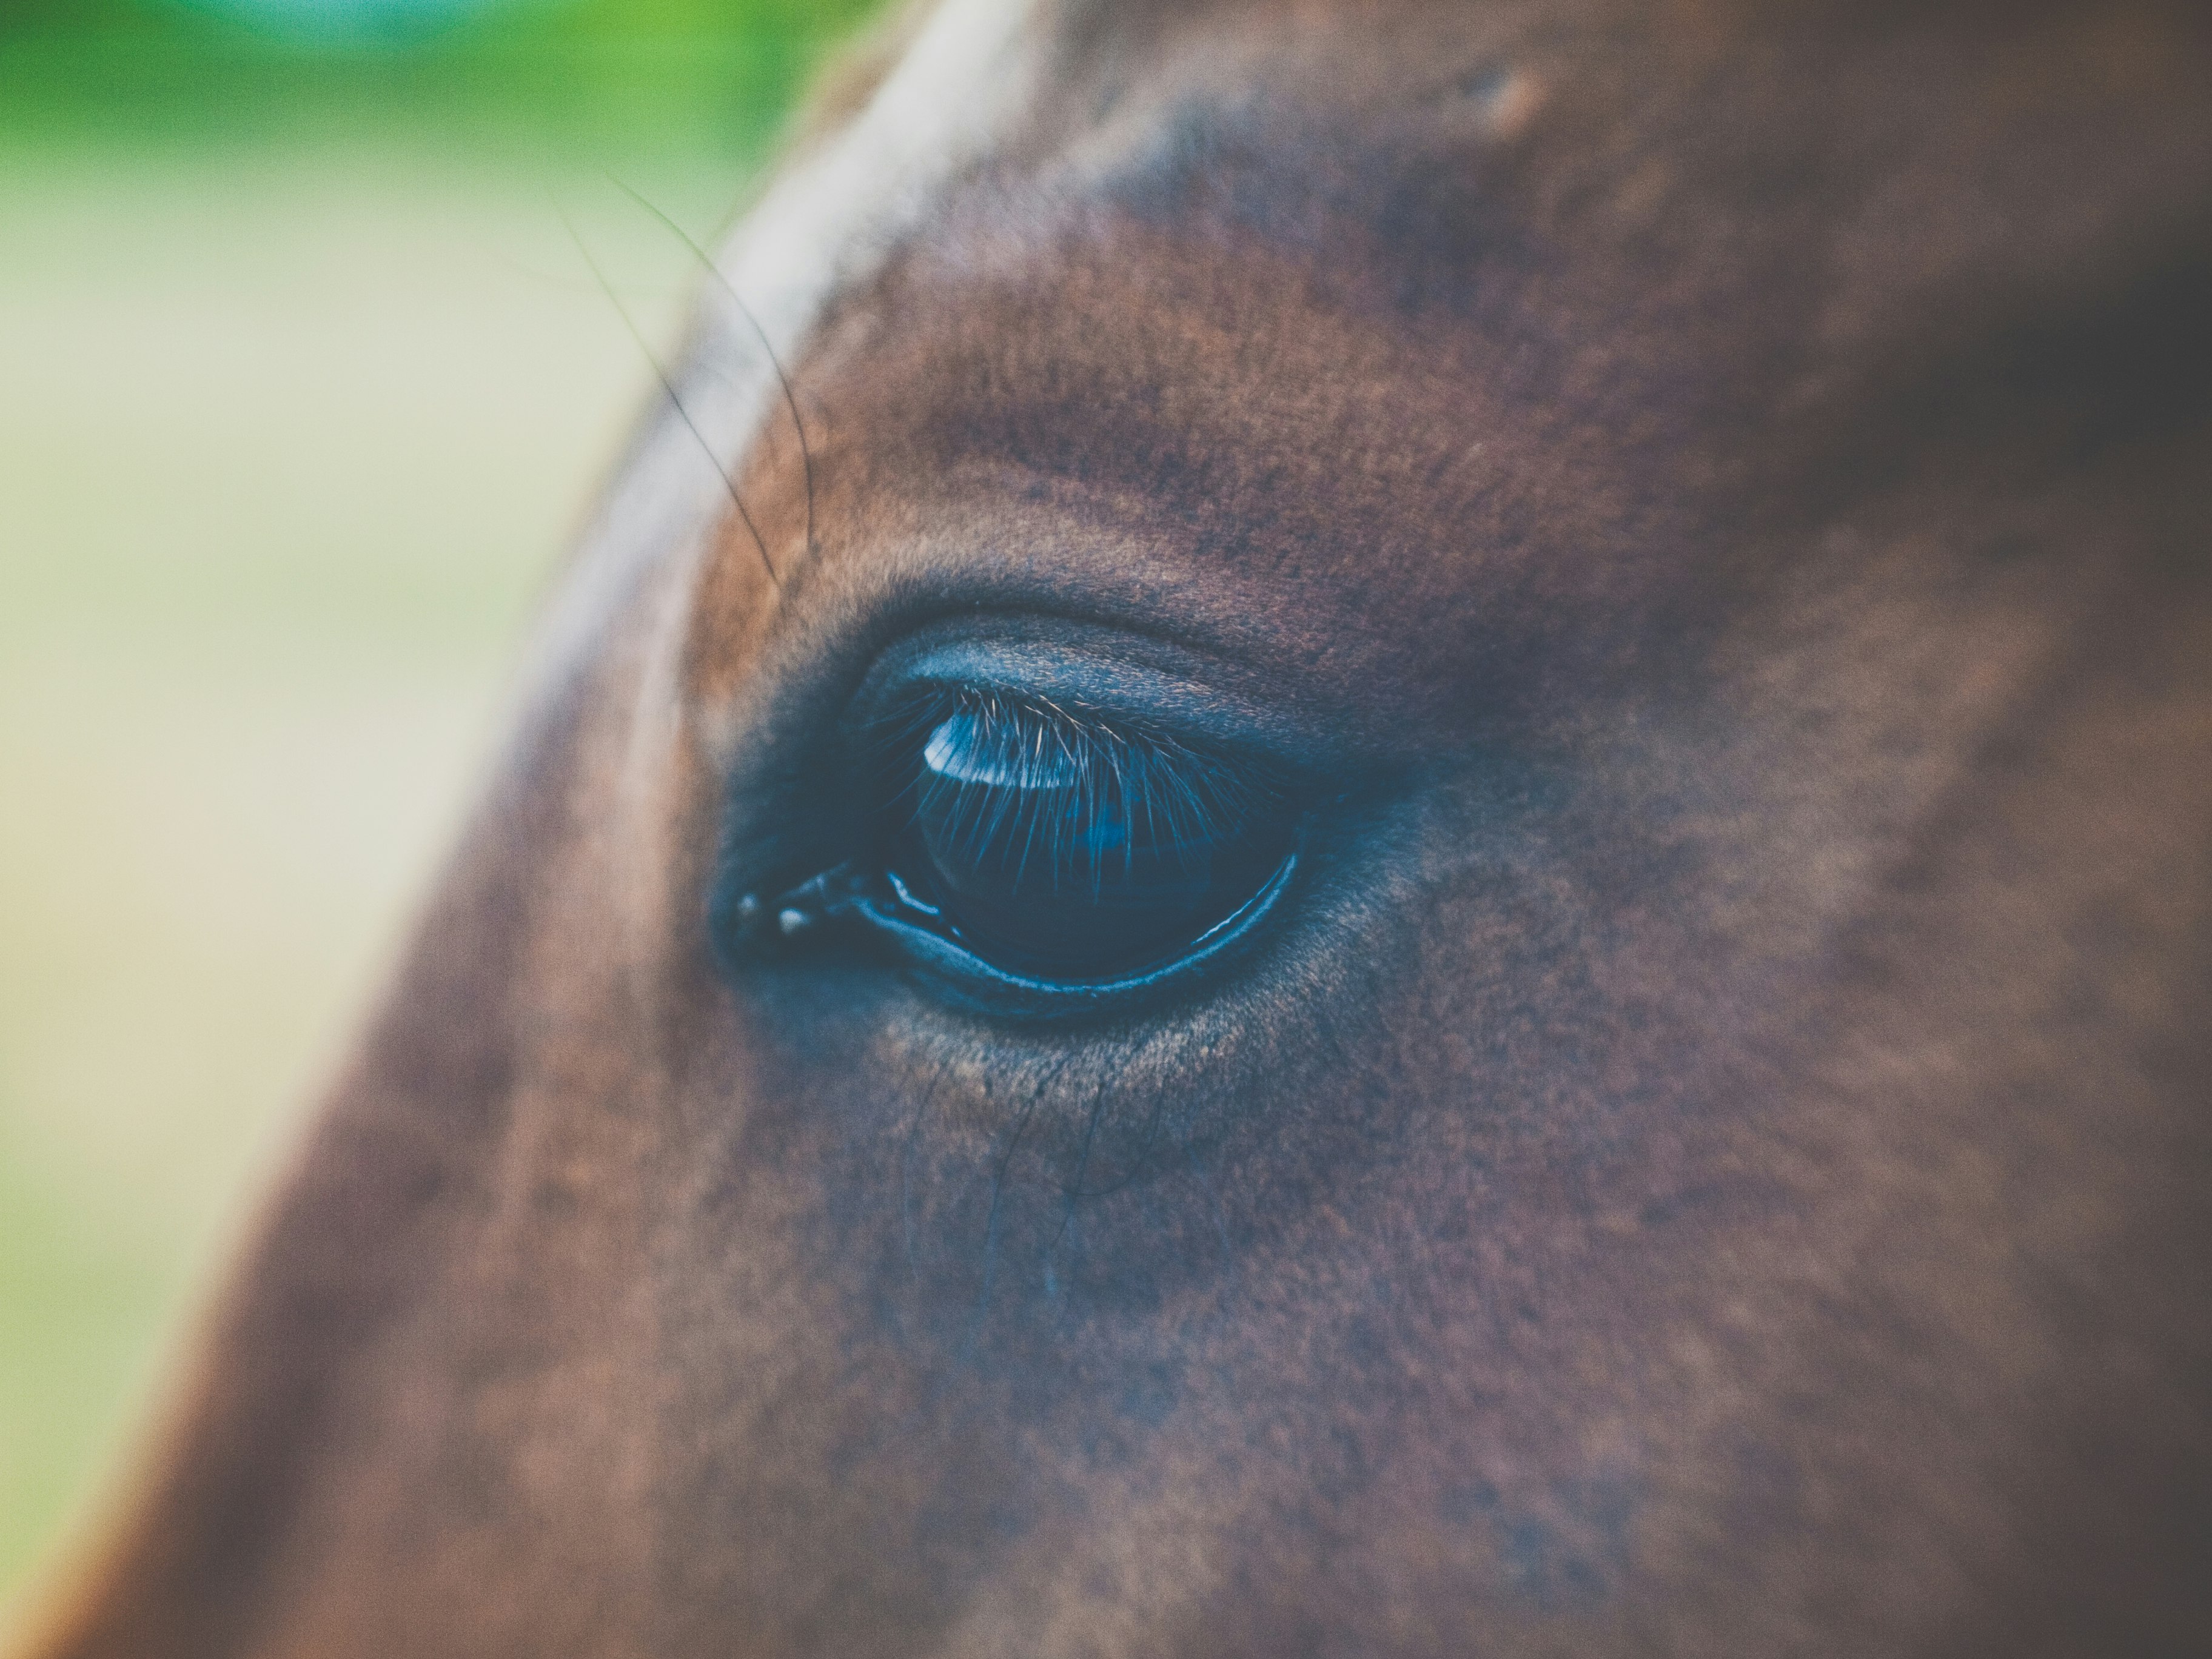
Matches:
[[874, 689, 1296, 984]]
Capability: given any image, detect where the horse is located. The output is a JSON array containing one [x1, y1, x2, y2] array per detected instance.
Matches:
[[15, 0, 2212, 1652]]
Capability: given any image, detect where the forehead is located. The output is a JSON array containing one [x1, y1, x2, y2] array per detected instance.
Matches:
[[675, 0, 2205, 733]]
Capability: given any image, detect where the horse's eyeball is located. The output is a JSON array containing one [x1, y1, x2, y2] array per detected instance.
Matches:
[[875, 688, 1297, 986]]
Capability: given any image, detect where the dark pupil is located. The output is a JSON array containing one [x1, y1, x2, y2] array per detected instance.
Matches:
[[892, 694, 1287, 980]]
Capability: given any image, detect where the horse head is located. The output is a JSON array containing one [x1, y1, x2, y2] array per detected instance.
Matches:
[[19, 0, 2212, 1652]]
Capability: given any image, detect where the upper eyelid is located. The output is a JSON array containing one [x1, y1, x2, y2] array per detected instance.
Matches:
[[867, 686, 1281, 834], [891, 688, 1282, 807], [856, 683, 1301, 854], [712, 615, 1388, 908], [841, 634, 1355, 791], [862, 680, 1243, 766]]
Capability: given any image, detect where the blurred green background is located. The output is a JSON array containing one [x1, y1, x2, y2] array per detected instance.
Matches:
[[0, 0, 882, 1621]]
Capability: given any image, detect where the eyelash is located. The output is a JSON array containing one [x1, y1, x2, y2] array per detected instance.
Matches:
[[869, 685, 1278, 899]]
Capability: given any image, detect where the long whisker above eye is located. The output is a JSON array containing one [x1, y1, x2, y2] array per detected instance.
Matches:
[[557, 204, 782, 594], [609, 175, 818, 569]]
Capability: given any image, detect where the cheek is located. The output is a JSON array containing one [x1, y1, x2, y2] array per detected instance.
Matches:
[[665, 771, 1597, 1349], [643, 941, 1703, 1632], [642, 770, 1848, 1639]]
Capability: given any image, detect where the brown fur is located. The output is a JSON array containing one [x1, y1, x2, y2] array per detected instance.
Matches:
[[15, 1, 2212, 1653]]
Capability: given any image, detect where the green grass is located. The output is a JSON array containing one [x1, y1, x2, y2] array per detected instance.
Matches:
[[0, 31, 857, 159], [0, 5, 882, 1619]]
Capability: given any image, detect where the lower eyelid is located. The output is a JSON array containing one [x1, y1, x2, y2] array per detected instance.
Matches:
[[853, 842, 1304, 1021]]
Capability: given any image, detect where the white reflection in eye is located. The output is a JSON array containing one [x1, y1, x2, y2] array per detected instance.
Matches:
[[922, 709, 1083, 790]]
